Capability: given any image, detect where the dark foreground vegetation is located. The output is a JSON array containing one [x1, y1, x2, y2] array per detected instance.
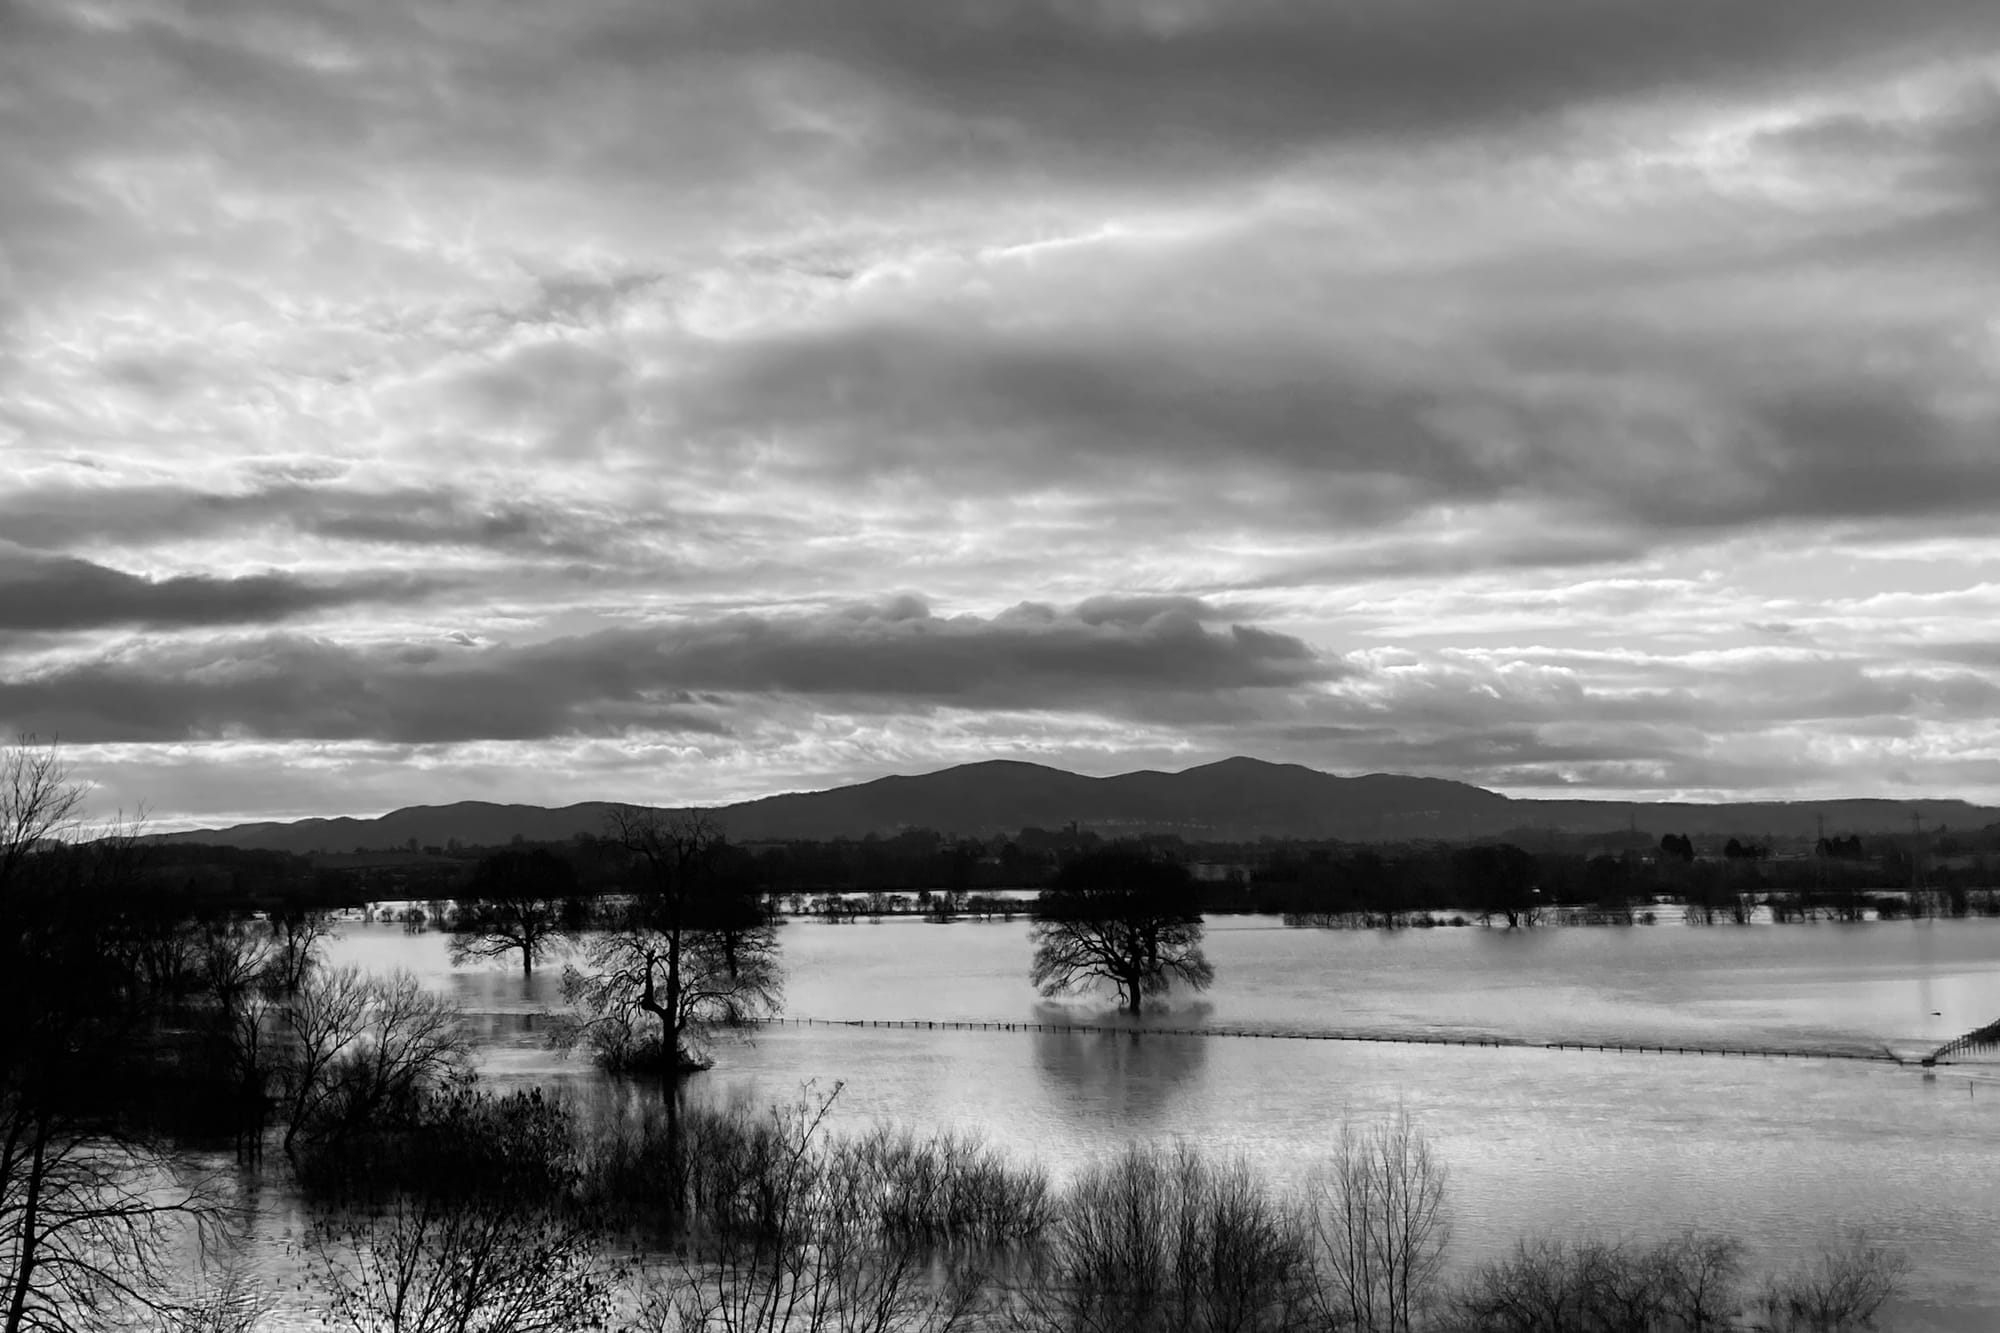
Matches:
[[273, 1077, 1909, 1333]]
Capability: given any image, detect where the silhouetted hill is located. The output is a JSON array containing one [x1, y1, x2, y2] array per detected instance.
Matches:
[[153, 758, 2000, 852]]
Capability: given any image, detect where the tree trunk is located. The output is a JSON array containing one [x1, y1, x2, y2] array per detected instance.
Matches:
[[4, 1124, 51, 1333], [664, 930, 684, 1235]]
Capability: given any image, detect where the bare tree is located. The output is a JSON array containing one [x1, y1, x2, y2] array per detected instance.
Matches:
[[554, 808, 782, 1228], [275, 967, 471, 1154], [448, 848, 577, 976], [303, 1088, 616, 1333], [1029, 847, 1212, 1016], [1450, 1230, 1755, 1333], [637, 1084, 988, 1333], [1015, 1141, 1311, 1333], [1657, 1229, 1745, 1332], [1301, 1111, 1451, 1333], [0, 1125, 223, 1333], [0, 736, 89, 889], [1757, 1230, 1909, 1333], [309, 1197, 610, 1333], [0, 738, 225, 1333], [262, 908, 335, 995]]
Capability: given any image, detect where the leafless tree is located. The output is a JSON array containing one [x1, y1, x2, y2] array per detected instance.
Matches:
[[1449, 1229, 1754, 1333], [448, 849, 577, 976], [303, 1087, 617, 1333], [1, 737, 226, 1333], [555, 807, 782, 1227], [1300, 1111, 1451, 1333], [0, 1124, 226, 1333], [635, 1084, 988, 1333], [1029, 847, 1212, 1017], [307, 1190, 612, 1333], [262, 909, 335, 995], [1756, 1230, 1909, 1333], [0, 736, 89, 890], [1657, 1229, 1745, 1331], [275, 967, 471, 1153], [1015, 1141, 1310, 1333]]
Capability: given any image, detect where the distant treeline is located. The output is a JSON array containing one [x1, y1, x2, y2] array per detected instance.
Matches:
[[136, 821, 2000, 926]]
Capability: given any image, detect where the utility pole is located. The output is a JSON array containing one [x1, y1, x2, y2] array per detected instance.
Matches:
[[1910, 811, 1928, 915]]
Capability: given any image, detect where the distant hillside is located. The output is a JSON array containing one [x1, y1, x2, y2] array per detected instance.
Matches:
[[153, 757, 2000, 853]]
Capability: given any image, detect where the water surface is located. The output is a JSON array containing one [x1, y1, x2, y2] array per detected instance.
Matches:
[[317, 915, 2000, 1331]]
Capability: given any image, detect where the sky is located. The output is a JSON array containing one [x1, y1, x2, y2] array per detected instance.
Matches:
[[4, 0, 2000, 829]]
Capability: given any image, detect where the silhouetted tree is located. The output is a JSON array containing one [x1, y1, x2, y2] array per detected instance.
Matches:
[[1453, 844, 1541, 928], [1, 737, 223, 1332], [302, 1086, 616, 1333], [274, 967, 471, 1154], [448, 848, 578, 975], [1029, 847, 1212, 1016], [555, 808, 783, 1230]]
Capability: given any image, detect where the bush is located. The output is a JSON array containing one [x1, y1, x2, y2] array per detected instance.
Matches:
[[275, 967, 472, 1152], [1756, 1232, 1910, 1332], [300, 1085, 619, 1333], [834, 1124, 1055, 1248], [633, 1086, 995, 1333], [1016, 1142, 1312, 1333], [295, 1082, 580, 1205], [1302, 1111, 1451, 1333], [1448, 1230, 1745, 1333]]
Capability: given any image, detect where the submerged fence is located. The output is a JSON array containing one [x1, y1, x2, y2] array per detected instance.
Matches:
[[754, 1015, 1924, 1065], [1929, 1019, 2000, 1065]]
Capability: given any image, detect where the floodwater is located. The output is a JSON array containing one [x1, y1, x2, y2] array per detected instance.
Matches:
[[310, 914, 2000, 1331]]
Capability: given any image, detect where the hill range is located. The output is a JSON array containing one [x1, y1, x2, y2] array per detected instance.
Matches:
[[152, 757, 1999, 854]]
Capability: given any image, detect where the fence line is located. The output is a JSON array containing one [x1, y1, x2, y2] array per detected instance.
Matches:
[[749, 1016, 1907, 1064], [1928, 1019, 2000, 1066]]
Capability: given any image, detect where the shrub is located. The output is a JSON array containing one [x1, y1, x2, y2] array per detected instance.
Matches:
[[1016, 1142, 1312, 1333], [1302, 1111, 1451, 1333], [834, 1124, 1055, 1248], [300, 1084, 618, 1333], [1448, 1230, 1744, 1333], [1755, 1231, 1910, 1332]]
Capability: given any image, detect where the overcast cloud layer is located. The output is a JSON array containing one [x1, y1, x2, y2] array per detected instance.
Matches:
[[5, 0, 2000, 825]]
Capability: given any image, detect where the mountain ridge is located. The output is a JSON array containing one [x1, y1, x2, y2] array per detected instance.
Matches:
[[150, 758, 2000, 853]]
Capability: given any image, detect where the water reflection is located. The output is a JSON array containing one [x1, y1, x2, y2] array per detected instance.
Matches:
[[1030, 1002, 1210, 1122]]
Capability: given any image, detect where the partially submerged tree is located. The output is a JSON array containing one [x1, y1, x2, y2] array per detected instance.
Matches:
[[448, 847, 579, 976], [1453, 843, 1542, 928], [1029, 846, 1213, 1016], [554, 808, 782, 1226]]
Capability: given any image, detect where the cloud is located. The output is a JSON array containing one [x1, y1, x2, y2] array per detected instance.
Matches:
[[0, 596, 1334, 744], [583, 0, 2000, 187], [0, 545, 442, 631], [6, 0, 2000, 815], [0, 482, 650, 561]]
